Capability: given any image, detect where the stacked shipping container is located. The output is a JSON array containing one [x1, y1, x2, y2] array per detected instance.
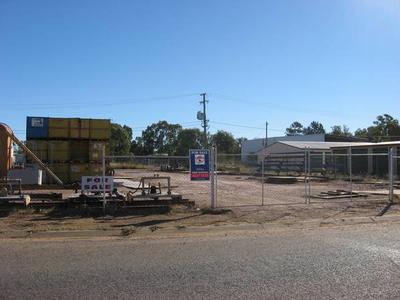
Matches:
[[26, 117, 111, 183]]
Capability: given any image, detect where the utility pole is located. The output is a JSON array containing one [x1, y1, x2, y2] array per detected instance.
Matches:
[[265, 121, 269, 147], [199, 93, 208, 148]]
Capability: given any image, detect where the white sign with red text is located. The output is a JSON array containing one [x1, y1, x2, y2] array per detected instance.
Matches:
[[81, 176, 114, 192]]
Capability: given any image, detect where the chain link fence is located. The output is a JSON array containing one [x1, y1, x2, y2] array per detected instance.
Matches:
[[108, 155, 211, 207], [305, 152, 390, 203], [102, 148, 398, 209], [392, 154, 399, 203], [216, 154, 262, 207]]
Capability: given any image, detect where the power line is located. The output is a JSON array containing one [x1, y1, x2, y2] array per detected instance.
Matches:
[[4, 93, 201, 110], [209, 120, 283, 132], [209, 92, 364, 117], [133, 121, 201, 131], [12, 121, 202, 133]]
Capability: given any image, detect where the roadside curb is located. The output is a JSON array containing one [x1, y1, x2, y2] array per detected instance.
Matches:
[[1, 213, 400, 241]]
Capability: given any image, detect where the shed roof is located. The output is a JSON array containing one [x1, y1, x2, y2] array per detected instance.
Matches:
[[331, 141, 400, 149], [269, 141, 370, 150]]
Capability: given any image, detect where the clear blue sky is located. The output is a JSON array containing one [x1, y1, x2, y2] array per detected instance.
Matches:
[[1, 0, 399, 140]]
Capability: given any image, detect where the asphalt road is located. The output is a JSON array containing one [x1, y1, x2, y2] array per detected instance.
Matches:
[[1, 224, 400, 299]]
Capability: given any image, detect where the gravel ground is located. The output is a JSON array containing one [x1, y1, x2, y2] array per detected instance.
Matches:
[[115, 169, 391, 207]]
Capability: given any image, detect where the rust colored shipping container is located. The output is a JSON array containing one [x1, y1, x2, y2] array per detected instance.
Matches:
[[46, 163, 69, 184], [90, 119, 111, 140], [0, 126, 13, 179], [48, 118, 70, 139], [48, 141, 70, 162], [89, 141, 109, 161], [89, 163, 103, 176], [26, 140, 48, 162], [70, 118, 90, 139], [70, 163, 90, 182], [70, 140, 89, 162], [47, 117, 110, 140]]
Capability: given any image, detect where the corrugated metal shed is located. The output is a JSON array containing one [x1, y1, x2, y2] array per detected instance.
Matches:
[[270, 141, 373, 151], [331, 141, 400, 149], [241, 134, 326, 160]]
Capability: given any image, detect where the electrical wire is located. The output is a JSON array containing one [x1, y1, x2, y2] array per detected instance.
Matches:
[[4, 93, 201, 110], [209, 120, 283, 132], [209, 92, 367, 118]]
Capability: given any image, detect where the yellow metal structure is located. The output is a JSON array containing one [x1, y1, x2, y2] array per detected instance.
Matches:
[[89, 141, 109, 161], [47, 118, 111, 140], [70, 140, 89, 162], [48, 141, 70, 162], [70, 163, 90, 182], [26, 140, 48, 162], [48, 118, 70, 138], [89, 119, 111, 140]]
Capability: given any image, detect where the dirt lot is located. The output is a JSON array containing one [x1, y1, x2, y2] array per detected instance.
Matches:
[[1, 199, 400, 239], [115, 168, 392, 207], [0, 168, 398, 238]]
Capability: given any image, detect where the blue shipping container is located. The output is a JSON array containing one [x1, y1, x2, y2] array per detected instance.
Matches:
[[26, 116, 48, 139]]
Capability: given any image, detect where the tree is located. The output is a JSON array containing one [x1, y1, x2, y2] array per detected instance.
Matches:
[[303, 121, 325, 135], [123, 125, 133, 141], [285, 122, 304, 136], [130, 137, 147, 155], [175, 128, 202, 155], [330, 125, 352, 137], [355, 114, 400, 142], [140, 121, 182, 154], [373, 114, 400, 140], [110, 123, 132, 155], [211, 130, 240, 154], [236, 137, 248, 150]]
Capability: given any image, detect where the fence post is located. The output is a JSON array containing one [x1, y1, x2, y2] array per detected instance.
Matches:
[[304, 147, 308, 204], [262, 155, 265, 206], [102, 145, 106, 215], [308, 147, 311, 204], [389, 147, 394, 204], [210, 146, 216, 209], [215, 146, 218, 207], [348, 147, 353, 201]]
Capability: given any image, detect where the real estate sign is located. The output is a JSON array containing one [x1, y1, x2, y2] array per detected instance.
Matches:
[[81, 176, 114, 192], [189, 149, 210, 181]]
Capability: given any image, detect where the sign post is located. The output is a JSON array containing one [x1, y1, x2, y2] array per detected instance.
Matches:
[[189, 149, 218, 208], [210, 147, 216, 209], [102, 145, 106, 215], [189, 149, 210, 181]]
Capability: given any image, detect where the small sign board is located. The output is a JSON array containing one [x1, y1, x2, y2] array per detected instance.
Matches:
[[189, 149, 210, 181], [31, 117, 44, 127], [81, 176, 114, 192]]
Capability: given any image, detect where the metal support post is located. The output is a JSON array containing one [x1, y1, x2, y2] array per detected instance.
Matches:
[[210, 146, 216, 209], [307, 148, 311, 204], [304, 148, 308, 204], [214, 146, 218, 208], [389, 147, 394, 204], [261, 156, 265, 206], [102, 145, 106, 215], [348, 147, 353, 201]]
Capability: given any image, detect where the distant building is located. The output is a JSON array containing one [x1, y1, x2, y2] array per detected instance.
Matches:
[[241, 134, 366, 162], [255, 141, 366, 175], [251, 140, 399, 177], [331, 141, 399, 177], [241, 134, 324, 162]]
